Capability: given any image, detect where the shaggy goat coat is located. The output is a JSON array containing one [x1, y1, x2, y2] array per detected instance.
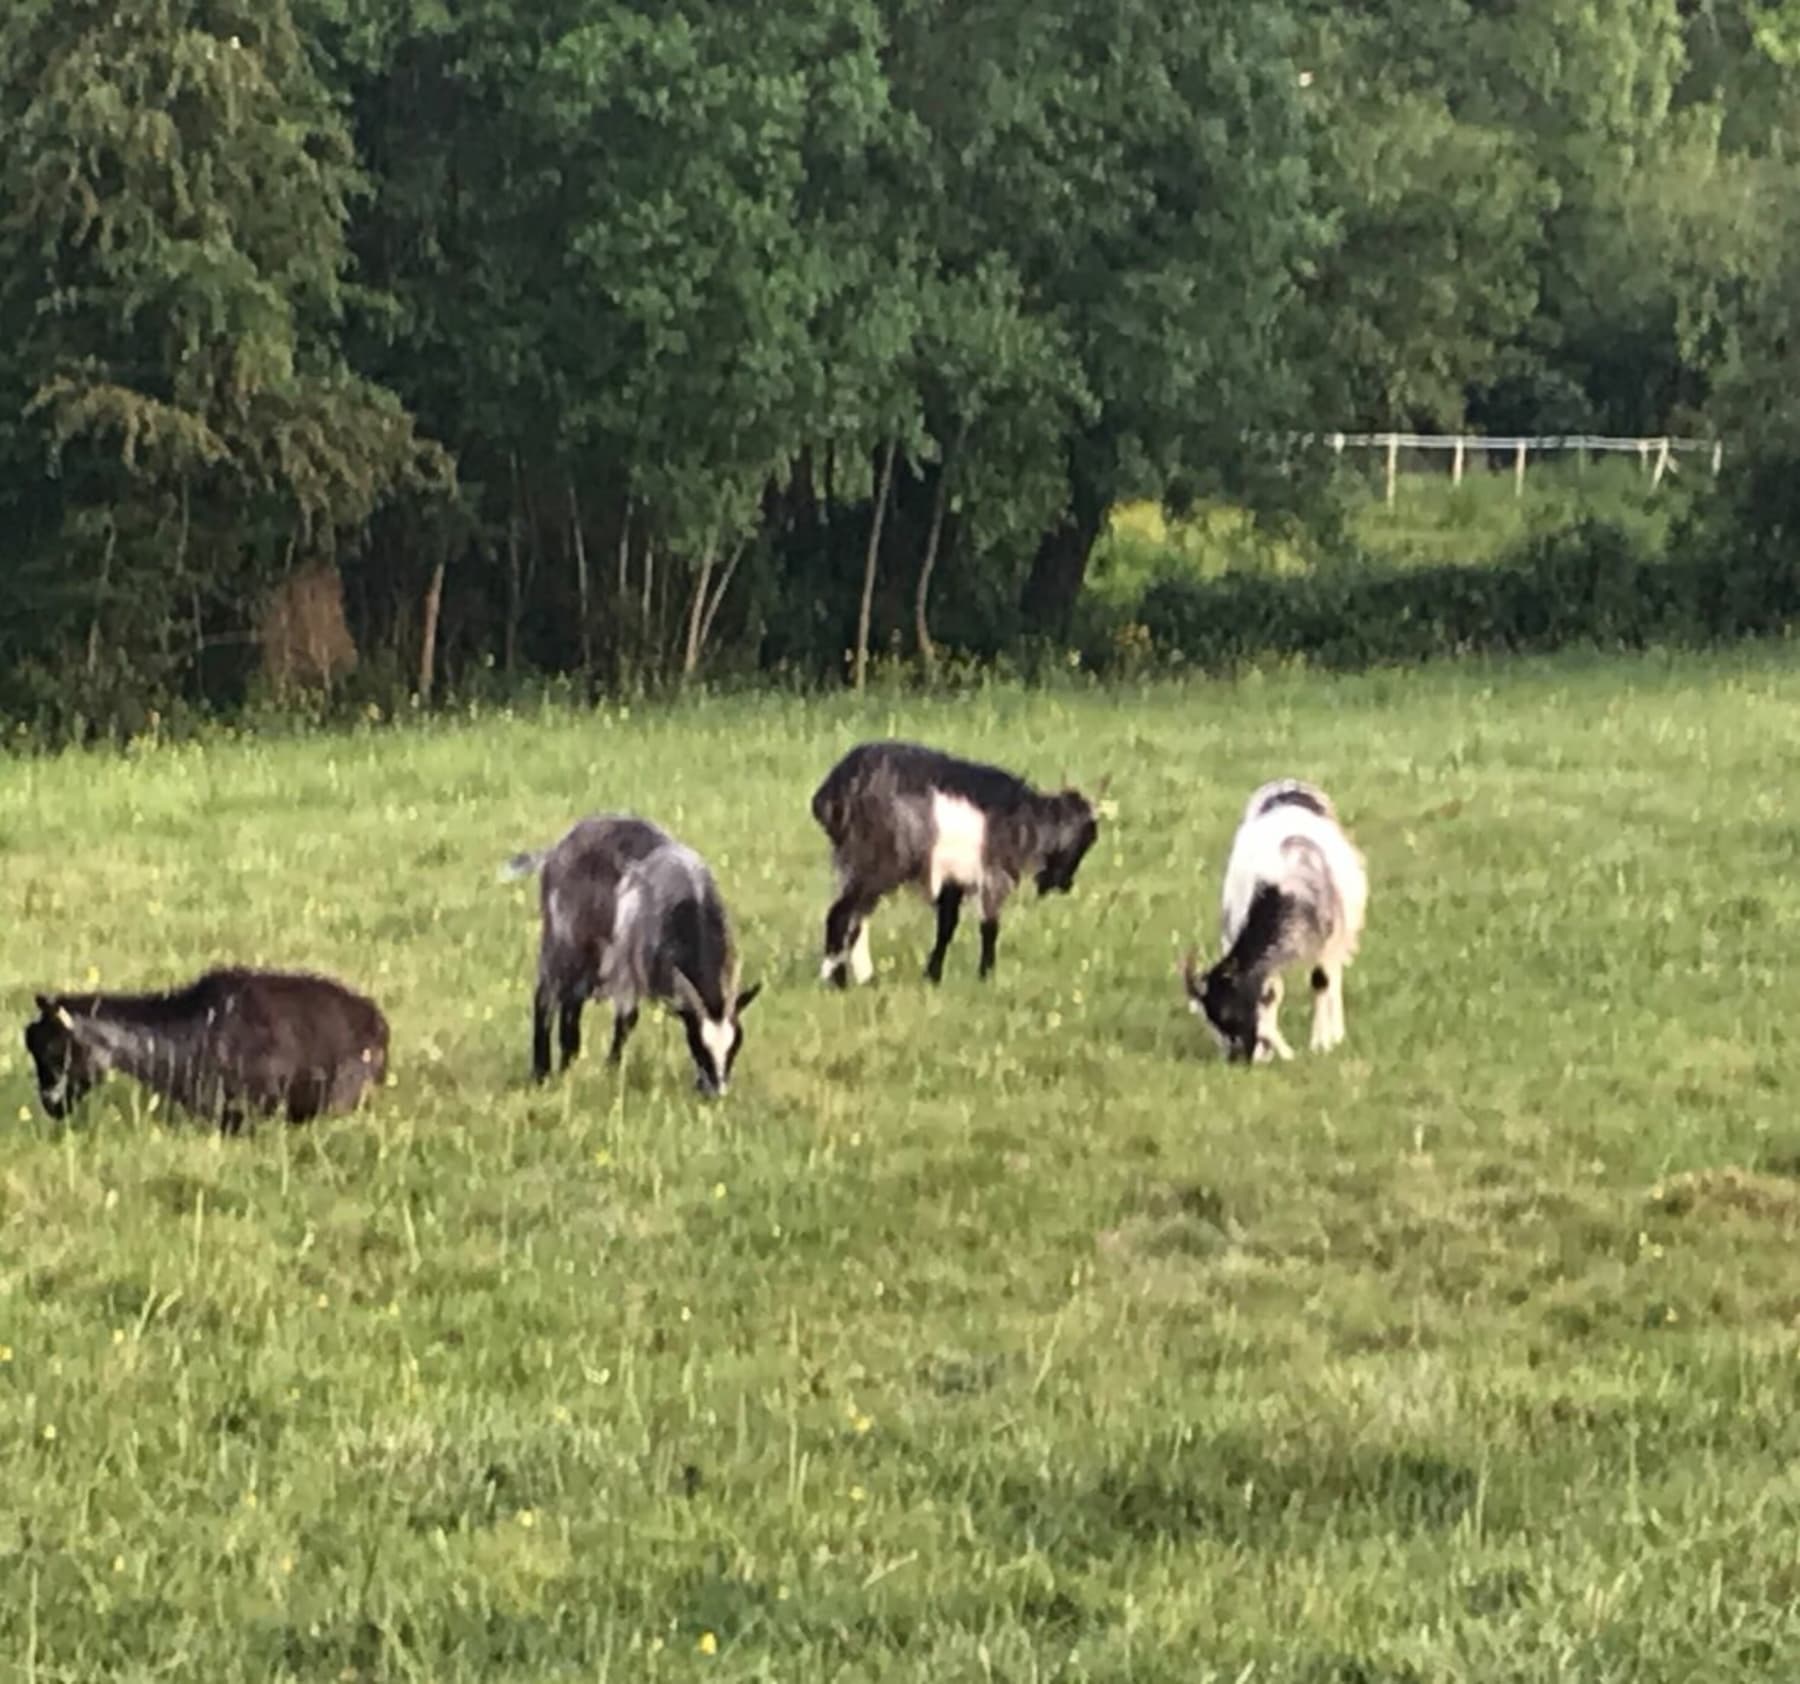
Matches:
[[23, 968, 388, 1130], [506, 815, 759, 1094], [811, 740, 1100, 985], [1184, 780, 1367, 1063]]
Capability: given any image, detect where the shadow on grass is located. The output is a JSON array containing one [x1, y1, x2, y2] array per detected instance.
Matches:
[[968, 1432, 1484, 1562]]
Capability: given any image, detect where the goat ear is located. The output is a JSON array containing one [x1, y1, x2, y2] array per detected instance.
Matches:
[[35, 994, 53, 1017], [669, 969, 707, 1018], [733, 981, 763, 1015]]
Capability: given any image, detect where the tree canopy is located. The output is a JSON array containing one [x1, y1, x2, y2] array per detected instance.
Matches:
[[0, 0, 1795, 731]]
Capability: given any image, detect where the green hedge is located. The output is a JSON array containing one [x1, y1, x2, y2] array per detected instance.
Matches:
[[1081, 518, 1800, 675]]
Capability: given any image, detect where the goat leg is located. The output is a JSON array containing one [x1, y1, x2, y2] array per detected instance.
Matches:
[[531, 983, 555, 1082], [1309, 964, 1341, 1053], [926, 885, 963, 983], [558, 997, 585, 1070], [823, 891, 876, 988], [607, 1004, 639, 1065]]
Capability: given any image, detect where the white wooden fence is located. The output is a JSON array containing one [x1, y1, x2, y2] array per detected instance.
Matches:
[[1305, 432, 1724, 505]]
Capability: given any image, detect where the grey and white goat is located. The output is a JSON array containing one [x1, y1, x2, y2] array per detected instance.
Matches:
[[811, 740, 1102, 985], [1182, 780, 1367, 1063], [503, 816, 760, 1096]]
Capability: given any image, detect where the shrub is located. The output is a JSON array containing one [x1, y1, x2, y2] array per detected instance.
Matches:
[[1085, 517, 1800, 677]]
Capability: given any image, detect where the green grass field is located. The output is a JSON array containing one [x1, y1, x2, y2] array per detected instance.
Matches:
[[5, 648, 1800, 1681]]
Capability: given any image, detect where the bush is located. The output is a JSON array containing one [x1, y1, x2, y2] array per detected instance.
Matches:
[[1078, 517, 1800, 676]]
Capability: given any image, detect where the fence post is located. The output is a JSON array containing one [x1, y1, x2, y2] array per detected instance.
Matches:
[[1651, 438, 1670, 488], [1384, 434, 1398, 508], [1452, 436, 1465, 486], [1514, 440, 1526, 498], [1712, 441, 1724, 476]]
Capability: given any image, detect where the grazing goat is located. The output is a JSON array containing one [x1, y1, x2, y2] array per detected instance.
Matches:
[[504, 816, 760, 1096], [23, 968, 388, 1131], [811, 740, 1102, 986], [1183, 780, 1367, 1063]]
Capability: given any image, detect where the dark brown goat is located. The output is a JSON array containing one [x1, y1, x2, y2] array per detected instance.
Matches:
[[23, 968, 389, 1133]]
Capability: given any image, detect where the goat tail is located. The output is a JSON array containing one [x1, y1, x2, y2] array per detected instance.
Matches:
[[810, 777, 846, 842], [498, 849, 546, 884]]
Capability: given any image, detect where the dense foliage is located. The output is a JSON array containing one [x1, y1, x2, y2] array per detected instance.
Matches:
[[1, 0, 1797, 733]]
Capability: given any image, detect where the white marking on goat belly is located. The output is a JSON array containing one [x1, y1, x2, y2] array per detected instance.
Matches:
[[700, 1016, 735, 1082], [927, 793, 987, 899]]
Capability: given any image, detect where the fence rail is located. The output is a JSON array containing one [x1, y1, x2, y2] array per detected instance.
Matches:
[[1299, 430, 1724, 504]]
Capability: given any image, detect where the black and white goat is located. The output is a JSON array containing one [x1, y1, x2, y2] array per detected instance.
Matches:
[[811, 740, 1102, 986], [504, 816, 760, 1096], [1183, 780, 1367, 1063], [23, 967, 389, 1131]]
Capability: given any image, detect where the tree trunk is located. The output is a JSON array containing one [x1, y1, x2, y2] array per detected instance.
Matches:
[[853, 440, 898, 692], [697, 538, 749, 660], [915, 427, 962, 677], [616, 494, 632, 614], [418, 556, 446, 703], [1019, 453, 1107, 638], [86, 519, 117, 678], [504, 522, 521, 676], [683, 540, 717, 677], [568, 479, 592, 678], [505, 453, 524, 675]]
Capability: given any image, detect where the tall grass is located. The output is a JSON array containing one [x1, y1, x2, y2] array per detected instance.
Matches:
[[4, 650, 1800, 1679]]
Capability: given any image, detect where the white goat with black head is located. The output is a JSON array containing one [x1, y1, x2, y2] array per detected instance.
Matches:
[[504, 816, 760, 1096], [811, 740, 1103, 986], [1183, 780, 1367, 1063]]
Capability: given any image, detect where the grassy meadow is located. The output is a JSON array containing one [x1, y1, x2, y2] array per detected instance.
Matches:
[[5, 648, 1800, 1680]]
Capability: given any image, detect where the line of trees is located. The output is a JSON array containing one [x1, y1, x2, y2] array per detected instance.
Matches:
[[2, 0, 1798, 735]]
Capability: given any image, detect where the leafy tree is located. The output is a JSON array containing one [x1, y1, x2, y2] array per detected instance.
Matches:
[[0, 0, 443, 725], [871, 0, 1320, 639]]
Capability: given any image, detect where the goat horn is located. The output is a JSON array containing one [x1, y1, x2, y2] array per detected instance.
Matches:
[[670, 968, 707, 1017], [1179, 948, 1202, 990], [1092, 773, 1114, 800]]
